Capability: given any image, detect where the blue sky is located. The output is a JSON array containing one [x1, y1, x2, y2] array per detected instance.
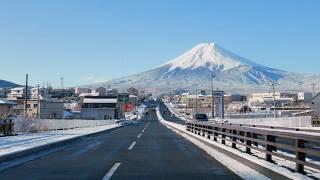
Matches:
[[0, 0, 320, 87]]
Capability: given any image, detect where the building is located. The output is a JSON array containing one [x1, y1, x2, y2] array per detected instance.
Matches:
[[30, 87, 50, 100], [297, 92, 313, 103], [127, 87, 139, 96], [0, 99, 17, 116], [7, 87, 30, 100], [106, 88, 118, 95], [49, 88, 75, 98], [75, 88, 91, 95], [94, 87, 107, 96], [80, 96, 119, 120], [25, 99, 64, 119], [311, 94, 320, 126], [0, 88, 11, 98], [248, 92, 294, 107]]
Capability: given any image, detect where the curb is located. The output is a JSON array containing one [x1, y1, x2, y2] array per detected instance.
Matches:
[[0, 125, 122, 163]]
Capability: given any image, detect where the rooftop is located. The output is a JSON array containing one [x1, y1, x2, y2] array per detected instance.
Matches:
[[0, 99, 17, 105]]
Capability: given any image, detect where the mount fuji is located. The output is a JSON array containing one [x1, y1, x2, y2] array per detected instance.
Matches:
[[93, 43, 320, 94]]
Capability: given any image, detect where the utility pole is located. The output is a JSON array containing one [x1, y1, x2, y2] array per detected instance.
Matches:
[[312, 83, 316, 97], [272, 81, 277, 118], [37, 84, 40, 119], [210, 71, 215, 119], [24, 74, 28, 118], [195, 84, 198, 114]]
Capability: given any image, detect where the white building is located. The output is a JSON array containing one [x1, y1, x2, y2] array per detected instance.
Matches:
[[248, 92, 294, 107], [297, 92, 313, 103], [7, 87, 29, 100], [30, 87, 49, 100], [80, 96, 119, 120]]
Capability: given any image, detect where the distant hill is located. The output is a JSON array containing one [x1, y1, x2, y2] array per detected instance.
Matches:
[[0, 79, 20, 88]]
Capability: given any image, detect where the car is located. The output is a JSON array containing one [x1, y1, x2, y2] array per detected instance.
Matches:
[[193, 113, 208, 122]]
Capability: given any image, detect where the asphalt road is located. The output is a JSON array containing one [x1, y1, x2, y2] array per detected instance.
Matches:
[[0, 110, 240, 180]]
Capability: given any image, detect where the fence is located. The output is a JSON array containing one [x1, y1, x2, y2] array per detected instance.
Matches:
[[186, 121, 320, 174], [214, 116, 312, 128]]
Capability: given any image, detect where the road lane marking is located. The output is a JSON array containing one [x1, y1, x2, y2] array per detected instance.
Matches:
[[102, 162, 121, 180], [128, 141, 136, 150], [137, 133, 142, 138]]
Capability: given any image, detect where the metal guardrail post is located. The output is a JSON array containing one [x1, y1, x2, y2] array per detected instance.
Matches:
[[265, 135, 276, 162], [246, 132, 252, 154], [213, 127, 218, 142], [232, 130, 237, 149], [221, 128, 226, 145], [295, 139, 306, 173], [252, 133, 258, 146]]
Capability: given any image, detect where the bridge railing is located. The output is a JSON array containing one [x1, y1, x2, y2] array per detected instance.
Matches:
[[186, 121, 320, 174]]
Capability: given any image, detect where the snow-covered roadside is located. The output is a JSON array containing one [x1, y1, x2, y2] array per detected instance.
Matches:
[[164, 102, 188, 121], [125, 104, 147, 120], [0, 124, 119, 158], [156, 108, 314, 180]]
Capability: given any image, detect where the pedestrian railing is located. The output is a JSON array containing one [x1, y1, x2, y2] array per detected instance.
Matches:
[[0, 119, 14, 136], [186, 121, 320, 174]]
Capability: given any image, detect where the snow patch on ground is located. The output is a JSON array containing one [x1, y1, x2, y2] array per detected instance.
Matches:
[[0, 124, 119, 157]]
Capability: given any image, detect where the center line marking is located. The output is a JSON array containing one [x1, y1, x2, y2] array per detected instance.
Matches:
[[137, 133, 142, 138], [128, 141, 136, 150], [102, 162, 121, 180]]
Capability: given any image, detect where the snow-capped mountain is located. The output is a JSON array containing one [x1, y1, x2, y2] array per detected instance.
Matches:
[[92, 43, 320, 93]]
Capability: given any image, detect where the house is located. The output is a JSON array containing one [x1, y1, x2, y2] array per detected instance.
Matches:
[[25, 99, 64, 119], [7, 87, 30, 100], [0, 88, 11, 98], [0, 99, 17, 116], [127, 87, 139, 96], [106, 88, 118, 95], [311, 93, 320, 127], [30, 87, 50, 100], [80, 96, 119, 120], [94, 87, 107, 96]]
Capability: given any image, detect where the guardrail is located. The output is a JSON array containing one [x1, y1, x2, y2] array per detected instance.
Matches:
[[0, 119, 14, 136], [186, 121, 320, 174]]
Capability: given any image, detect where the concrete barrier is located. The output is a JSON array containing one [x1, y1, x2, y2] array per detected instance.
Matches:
[[215, 116, 312, 127]]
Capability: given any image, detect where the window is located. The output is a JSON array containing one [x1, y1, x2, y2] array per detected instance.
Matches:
[[34, 104, 38, 108]]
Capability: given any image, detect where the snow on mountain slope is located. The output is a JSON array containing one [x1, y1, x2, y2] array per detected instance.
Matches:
[[160, 43, 268, 72], [91, 42, 320, 93]]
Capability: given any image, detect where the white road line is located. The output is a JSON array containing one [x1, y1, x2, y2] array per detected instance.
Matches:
[[128, 141, 136, 150], [137, 133, 142, 138], [102, 162, 121, 180]]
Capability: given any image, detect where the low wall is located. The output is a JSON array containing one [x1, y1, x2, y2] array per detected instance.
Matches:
[[221, 116, 312, 127], [13, 118, 116, 132]]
